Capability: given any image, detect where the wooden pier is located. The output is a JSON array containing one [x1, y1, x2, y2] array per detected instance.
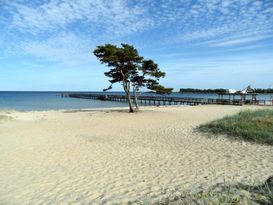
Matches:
[[64, 93, 273, 106]]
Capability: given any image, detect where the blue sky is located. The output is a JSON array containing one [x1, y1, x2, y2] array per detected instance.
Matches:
[[0, 0, 273, 91]]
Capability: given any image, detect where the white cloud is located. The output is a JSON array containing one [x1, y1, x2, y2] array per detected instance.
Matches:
[[160, 53, 273, 88], [177, 27, 233, 42], [21, 62, 43, 68], [3, 0, 273, 44], [5, 0, 152, 36], [172, 0, 273, 46], [1, 0, 273, 90], [1, 0, 273, 68], [209, 35, 273, 47], [20, 32, 95, 66]]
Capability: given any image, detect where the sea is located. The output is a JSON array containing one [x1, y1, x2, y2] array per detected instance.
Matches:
[[0, 91, 272, 112]]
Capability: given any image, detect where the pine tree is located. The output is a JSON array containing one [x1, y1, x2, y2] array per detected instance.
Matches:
[[93, 44, 172, 112]]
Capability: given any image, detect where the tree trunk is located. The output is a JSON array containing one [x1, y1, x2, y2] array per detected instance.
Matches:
[[123, 81, 134, 113], [133, 83, 139, 111], [126, 92, 134, 113]]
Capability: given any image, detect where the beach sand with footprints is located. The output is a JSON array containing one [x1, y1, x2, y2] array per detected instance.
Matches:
[[0, 105, 272, 204]]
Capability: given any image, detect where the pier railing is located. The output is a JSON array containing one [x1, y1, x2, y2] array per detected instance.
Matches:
[[64, 93, 273, 106]]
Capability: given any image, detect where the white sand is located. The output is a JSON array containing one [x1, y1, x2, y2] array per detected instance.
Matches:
[[0, 105, 272, 204]]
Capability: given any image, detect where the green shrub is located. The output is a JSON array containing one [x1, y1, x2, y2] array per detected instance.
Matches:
[[198, 109, 273, 145]]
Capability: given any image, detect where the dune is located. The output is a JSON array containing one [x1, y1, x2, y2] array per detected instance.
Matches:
[[0, 105, 272, 204]]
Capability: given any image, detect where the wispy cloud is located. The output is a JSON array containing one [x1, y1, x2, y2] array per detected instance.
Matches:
[[20, 32, 95, 66], [208, 35, 273, 47], [5, 0, 152, 36], [2, 0, 273, 47], [0, 0, 273, 90], [21, 62, 43, 68], [172, 0, 273, 47]]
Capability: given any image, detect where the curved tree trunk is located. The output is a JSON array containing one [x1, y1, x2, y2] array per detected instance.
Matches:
[[133, 83, 139, 111], [123, 81, 134, 113], [126, 92, 134, 113]]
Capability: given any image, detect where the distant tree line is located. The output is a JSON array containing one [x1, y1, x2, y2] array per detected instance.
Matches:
[[179, 88, 273, 94], [179, 88, 227, 93], [253, 88, 273, 93]]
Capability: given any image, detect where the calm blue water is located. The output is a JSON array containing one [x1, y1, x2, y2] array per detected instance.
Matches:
[[0, 92, 128, 111], [0, 91, 272, 111]]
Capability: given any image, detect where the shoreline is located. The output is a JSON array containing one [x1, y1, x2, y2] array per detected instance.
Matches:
[[1, 105, 272, 204], [1, 103, 271, 113], [0, 104, 188, 113]]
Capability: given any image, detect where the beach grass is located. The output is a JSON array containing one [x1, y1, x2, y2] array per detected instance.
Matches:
[[179, 180, 273, 205], [134, 176, 273, 205], [198, 109, 273, 145]]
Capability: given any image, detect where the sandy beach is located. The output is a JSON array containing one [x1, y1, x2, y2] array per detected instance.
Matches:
[[0, 105, 273, 204]]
